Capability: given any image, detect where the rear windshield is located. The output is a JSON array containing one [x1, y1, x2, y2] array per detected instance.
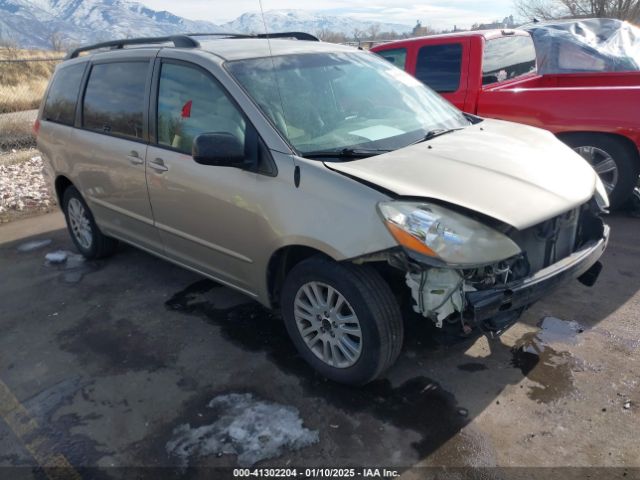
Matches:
[[43, 63, 85, 126], [482, 36, 536, 85], [376, 48, 407, 69]]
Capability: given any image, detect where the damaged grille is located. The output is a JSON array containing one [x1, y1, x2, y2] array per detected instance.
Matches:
[[507, 200, 603, 276], [509, 207, 580, 273]]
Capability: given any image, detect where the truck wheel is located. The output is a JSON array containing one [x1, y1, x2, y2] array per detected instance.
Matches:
[[281, 256, 403, 385], [563, 134, 640, 209], [62, 186, 118, 259]]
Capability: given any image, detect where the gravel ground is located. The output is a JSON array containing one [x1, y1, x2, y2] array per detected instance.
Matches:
[[0, 149, 56, 223]]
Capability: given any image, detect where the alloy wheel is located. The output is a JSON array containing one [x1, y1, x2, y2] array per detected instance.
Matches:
[[293, 282, 363, 368], [574, 145, 619, 195], [67, 197, 93, 250]]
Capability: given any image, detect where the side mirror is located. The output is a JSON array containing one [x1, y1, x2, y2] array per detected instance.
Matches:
[[192, 132, 246, 167]]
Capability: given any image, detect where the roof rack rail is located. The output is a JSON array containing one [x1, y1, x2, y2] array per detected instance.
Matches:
[[65, 31, 320, 60], [258, 32, 319, 41], [65, 35, 199, 59], [185, 32, 320, 41], [185, 32, 253, 39]]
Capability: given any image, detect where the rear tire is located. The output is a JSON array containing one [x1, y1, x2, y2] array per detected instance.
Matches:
[[281, 256, 403, 385], [62, 186, 118, 259], [563, 134, 640, 209]]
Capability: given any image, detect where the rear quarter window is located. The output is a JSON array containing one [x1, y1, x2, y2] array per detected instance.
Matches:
[[482, 36, 536, 85], [82, 61, 149, 140], [376, 48, 407, 69], [415, 43, 463, 93], [42, 63, 85, 126]]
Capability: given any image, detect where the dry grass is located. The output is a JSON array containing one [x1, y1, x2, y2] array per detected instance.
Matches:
[[0, 109, 39, 150], [0, 147, 38, 166], [0, 48, 62, 114], [0, 80, 50, 114]]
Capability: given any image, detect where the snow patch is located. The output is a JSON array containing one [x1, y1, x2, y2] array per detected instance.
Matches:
[[17, 238, 52, 252], [166, 393, 319, 467], [538, 316, 584, 345], [0, 155, 54, 215], [45, 250, 85, 267], [45, 250, 69, 264]]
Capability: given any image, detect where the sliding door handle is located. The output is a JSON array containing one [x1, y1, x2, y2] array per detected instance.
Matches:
[[127, 151, 143, 165], [149, 158, 169, 173]]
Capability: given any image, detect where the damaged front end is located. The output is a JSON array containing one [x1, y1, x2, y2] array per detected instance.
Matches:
[[376, 197, 609, 336]]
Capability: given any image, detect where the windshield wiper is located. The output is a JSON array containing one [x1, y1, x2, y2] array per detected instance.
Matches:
[[303, 148, 392, 160], [410, 128, 463, 145]]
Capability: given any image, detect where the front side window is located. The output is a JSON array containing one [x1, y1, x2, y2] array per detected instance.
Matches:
[[83, 62, 148, 139], [376, 48, 407, 69], [156, 63, 246, 154], [415, 43, 463, 93], [227, 52, 469, 156], [43, 63, 85, 126], [482, 36, 536, 85]]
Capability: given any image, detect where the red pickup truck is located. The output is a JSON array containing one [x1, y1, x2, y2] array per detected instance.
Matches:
[[372, 30, 640, 207]]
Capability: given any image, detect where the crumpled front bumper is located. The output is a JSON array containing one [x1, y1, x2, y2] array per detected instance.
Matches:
[[466, 225, 610, 323]]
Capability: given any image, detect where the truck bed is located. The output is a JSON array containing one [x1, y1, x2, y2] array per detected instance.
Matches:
[[490, 71, 640, 89], [477, 72, 640, 140]]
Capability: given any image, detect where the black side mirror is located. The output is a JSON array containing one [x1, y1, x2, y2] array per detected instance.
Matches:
[[192, 132, 246, 167]]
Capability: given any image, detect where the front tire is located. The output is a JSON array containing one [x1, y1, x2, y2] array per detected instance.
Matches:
[[62, 186, 118, 259], [563, 134, 640, 209], [281, 256, 403, 385]]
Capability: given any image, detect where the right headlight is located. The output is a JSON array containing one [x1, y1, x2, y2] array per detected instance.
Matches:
[[378, 201, 521, 267]]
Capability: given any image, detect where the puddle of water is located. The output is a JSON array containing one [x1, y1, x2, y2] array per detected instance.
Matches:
[[457, 363, 488, 373], [58, 316, 173, 374], [164, 280, 471, 459], [166, 393, 319, 467], [511, 316, 585, 403], [43, 250, 102, 284]]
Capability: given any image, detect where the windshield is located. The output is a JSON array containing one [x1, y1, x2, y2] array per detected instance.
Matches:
[[227, 51, 470, 156]]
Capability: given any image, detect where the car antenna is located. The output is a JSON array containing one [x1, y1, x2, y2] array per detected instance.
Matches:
[[258, 0, 291, 142]]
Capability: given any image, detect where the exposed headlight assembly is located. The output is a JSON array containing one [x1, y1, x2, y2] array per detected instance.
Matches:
[[378, 202, 521, 267]]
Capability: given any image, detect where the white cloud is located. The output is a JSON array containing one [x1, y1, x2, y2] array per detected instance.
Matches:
[[141, 0, 515, 29]]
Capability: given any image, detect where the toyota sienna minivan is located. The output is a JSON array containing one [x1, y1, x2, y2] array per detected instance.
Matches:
[[37, 33, 609, 385]]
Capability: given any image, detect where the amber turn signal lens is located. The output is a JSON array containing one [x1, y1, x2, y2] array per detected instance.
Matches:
[[385, 222, 438, 258]]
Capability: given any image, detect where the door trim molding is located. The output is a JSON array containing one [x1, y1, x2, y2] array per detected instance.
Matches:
[[89, 196, 154, 225], [156, 221, 254, 264], [108, 233, 259, 299]]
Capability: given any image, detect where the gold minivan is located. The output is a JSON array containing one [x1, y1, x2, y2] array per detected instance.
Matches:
[[37, 33, 609, 385]]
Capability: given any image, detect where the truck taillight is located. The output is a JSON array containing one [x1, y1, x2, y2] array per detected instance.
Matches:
[[33, 119, 40, 137]]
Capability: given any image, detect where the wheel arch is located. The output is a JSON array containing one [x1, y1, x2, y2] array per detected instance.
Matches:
[[266, 245, 334, 309], [557, 131, 640, 165], [54, 175, 74, 205]]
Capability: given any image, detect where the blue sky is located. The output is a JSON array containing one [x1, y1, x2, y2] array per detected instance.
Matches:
[[142, 0, 516, 29]]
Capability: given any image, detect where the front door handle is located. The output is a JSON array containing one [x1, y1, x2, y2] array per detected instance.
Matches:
[[127, 151, 143, 166], [149, 157, 169, 172]]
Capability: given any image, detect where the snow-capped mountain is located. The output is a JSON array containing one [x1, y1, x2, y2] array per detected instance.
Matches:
[[222, 10, 411, 36], [0, 0, 223, 49], [0, 1, 412, 50]]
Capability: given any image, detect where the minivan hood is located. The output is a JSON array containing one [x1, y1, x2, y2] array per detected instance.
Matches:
[[326, 119, 597, 230]]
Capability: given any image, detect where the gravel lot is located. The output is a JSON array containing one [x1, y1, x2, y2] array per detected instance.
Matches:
[[0, 149, 56, 223], [0, 212, 638, 479]]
